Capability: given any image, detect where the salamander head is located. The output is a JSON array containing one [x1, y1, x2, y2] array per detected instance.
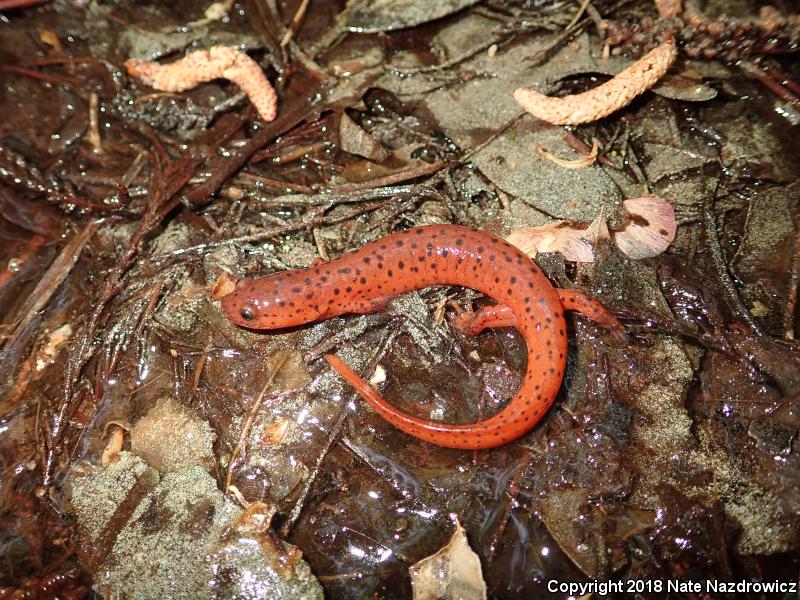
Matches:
[[220, 273, 322, 330]]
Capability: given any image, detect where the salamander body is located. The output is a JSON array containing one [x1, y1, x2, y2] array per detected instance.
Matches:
[[221, 225, 622, 449]]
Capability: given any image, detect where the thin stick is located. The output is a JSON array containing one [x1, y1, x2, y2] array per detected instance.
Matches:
[[280, 0, 311, 48], [225, 350, 291, 493], [702, 190, 764, 336]]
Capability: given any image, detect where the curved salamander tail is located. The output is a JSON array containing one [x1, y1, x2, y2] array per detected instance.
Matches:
[[323, 354, 520, 450]]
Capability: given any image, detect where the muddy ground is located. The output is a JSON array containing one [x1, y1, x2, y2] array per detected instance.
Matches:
[[1, 0, 799, 598]]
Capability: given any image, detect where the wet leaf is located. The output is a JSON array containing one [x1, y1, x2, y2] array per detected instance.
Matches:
[[409, 519, 486, 600]]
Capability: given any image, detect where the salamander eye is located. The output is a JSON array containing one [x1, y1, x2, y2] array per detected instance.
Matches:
[[239, 307, 255, 321]]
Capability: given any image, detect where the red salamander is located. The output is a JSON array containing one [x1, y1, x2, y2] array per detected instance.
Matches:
[[221, 225, 623, 450]]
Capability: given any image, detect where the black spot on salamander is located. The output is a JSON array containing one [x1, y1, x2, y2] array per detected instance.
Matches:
[[455, 238, 463, 246], [360, 277, 367, 284], [477, 246, 484, 253], [494, 277, 500, 283], [395, 240, 404, 247], [277, 300, 285, 307], [304, 277, 312, 285], [442, 249, 449, 258], [415, 229, 424, 234], [345, 287, 352, 293], [398, 261, 405, 269], [321, 276, 328, 282], [510, 276, 517, 284], [334, 288, 340, 295], [338, 267, 352, 274], [489, 255, 496, 261], [363, 257, 371, 264], [305, 292, 313, 299], [411, 242, 418, 249], [418, 256, 425, 263], [507, 289, 512, 295], [380, 244, 387, 250], [387, 269, 393, 277], [291, 287, 301, 294]]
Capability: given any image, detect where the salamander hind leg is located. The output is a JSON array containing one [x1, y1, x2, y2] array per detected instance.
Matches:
[[451, 303, 517, 335], [557, 289, 625, 337]]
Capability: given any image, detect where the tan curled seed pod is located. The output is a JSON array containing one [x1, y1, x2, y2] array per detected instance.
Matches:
[[513, 38, 677, 125], [125, 46, 278, 122]]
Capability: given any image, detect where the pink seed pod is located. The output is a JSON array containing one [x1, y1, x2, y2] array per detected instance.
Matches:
[[125, 46, 278, 122]]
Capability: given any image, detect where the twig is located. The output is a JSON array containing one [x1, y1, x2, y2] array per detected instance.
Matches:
[[280, 0, 311, 48], [279, 406, 349, 538], [225, 350, 291, 493], [566, 0, 593, 30], [3, 220, 101, 350], [181, 94, 323, 209], [702, 189, 764, 336], [326, 161, 448, 193], [738, 60, 800, 108], [785, 208, 800, 340], [86, 92, 103, 153]]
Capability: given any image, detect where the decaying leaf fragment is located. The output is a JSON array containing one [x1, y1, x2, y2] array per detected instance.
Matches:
[[613, 196, 677, 259], [409, 518, 486, 600], [507, 211, 609, 263], [507, 197, 676, 262]]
